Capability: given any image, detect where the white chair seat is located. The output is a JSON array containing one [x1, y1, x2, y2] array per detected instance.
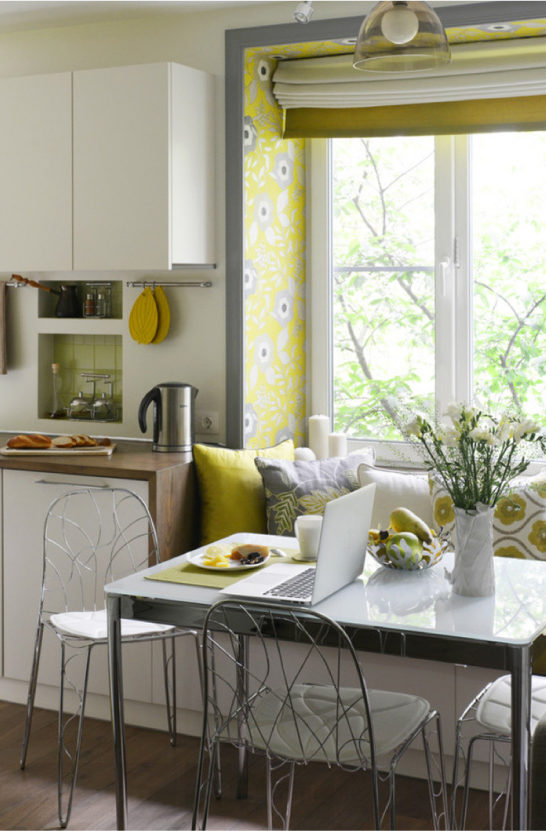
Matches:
[[241, 683, 430, 764], [476, 674, 546, 735], [50, 609, 174, 640]]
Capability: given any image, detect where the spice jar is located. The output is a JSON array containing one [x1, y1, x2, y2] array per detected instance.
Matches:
[[83, 288, 96, 317]]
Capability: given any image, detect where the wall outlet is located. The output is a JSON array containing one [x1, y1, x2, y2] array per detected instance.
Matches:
[[196, 410, 219, 434]]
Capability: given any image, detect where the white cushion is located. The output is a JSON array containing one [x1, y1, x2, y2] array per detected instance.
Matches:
[[236, 683, 430, 765], [49, 609, 173, 640], [357, 463, 432, 530], [476, 674, 546, 735]]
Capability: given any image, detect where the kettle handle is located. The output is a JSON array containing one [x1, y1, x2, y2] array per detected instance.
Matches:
[[138, 387, 161, 443]]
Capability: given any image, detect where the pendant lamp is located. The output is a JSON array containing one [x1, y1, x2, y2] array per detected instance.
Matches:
[[353, 0, 451, 72]]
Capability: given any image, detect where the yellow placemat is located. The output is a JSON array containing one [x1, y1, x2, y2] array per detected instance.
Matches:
[[146, 552, 303, 590]]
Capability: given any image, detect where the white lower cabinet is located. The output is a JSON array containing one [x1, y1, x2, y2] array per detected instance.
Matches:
[[2, 470, 150, 703]]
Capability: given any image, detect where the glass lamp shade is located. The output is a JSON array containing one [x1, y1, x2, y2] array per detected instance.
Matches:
[[353, 0, 451, 72]]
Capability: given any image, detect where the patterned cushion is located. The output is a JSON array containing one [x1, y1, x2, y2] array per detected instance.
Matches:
[[254, 452, 374, 536], [430, 474, 546, 561]]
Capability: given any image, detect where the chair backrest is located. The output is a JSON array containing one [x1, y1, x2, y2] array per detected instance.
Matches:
[[40, 487, 159, 616], [202, 598, 378, 772]]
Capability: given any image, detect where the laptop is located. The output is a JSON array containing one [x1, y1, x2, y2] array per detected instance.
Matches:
[[221, 483, 375, 606]]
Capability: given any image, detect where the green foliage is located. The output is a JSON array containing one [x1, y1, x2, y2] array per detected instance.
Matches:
[[332, 132, 546, 441]]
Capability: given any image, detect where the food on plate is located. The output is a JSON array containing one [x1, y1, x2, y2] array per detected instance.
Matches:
[[389, 507, 432, 543], [200, 542, 270, 568], [98, 437, 112, 446], [230, 543, 270, 565], [202, 544, 232, 568], [7, 434, 52, 449]]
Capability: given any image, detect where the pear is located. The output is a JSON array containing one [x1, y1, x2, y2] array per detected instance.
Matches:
[[389, 507, 432, 543], [385, 532, 423, 567]]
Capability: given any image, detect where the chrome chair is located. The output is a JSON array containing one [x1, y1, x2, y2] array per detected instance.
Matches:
[[451, 673, 546, 829], [20, 486, 201, 828], [192, 598, 447, 830]]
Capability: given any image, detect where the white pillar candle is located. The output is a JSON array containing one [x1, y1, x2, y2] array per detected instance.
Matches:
[[328, 433, 347, 458], [308, 414, 329, 460]]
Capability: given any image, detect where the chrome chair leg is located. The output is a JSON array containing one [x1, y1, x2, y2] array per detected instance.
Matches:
[[20, 621, 44, 770], [422, 713, 448, 831], [162, 637, 177, 746], [266, 756, 295, 831], [57, 641, 92, 829]]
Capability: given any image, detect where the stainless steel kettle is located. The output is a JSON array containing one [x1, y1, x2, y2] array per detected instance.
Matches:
[[138, 382, 198, 452]]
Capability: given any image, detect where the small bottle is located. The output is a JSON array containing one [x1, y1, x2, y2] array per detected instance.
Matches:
[[84, 290, 96, 317], [49, 363, 65, 418], [95, 292, 106, 318]]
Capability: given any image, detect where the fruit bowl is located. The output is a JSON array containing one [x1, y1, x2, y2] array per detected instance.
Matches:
[[368, 534, 449, 571]]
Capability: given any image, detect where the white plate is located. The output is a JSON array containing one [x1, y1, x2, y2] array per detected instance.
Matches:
[[188, 549, 271, 572]]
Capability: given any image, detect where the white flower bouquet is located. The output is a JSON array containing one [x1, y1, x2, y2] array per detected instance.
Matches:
[[405, 404, 546, 512]]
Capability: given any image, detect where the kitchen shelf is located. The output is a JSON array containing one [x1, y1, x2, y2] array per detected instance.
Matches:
[[38, 318, 123, 336], [37, 280, 123, 319]]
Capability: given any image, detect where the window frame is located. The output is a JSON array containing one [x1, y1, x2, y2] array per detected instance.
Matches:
[[308, 132, 543, 463]]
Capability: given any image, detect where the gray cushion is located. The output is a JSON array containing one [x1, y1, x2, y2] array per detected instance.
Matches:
[[254, 452, 373, 536]]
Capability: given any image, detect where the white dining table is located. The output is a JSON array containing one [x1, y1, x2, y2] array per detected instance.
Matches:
[[105, 534, 546, 830]]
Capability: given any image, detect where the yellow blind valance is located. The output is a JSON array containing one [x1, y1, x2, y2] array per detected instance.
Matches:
[[274, 38, 546, 138], [283, 95, 546, 138]]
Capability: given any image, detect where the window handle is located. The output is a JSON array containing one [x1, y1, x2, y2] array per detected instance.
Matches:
[[440, 257, 452, 296]]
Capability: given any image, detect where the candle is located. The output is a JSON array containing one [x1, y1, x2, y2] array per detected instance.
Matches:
[[308, 415, 329, 460], [328, 433, 347, 458]]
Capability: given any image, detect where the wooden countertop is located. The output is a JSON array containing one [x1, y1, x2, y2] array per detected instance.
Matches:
[[0, 435, 193, 481]]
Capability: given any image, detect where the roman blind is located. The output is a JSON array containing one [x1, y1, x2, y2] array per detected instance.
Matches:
[[272, 37, 546, 137]]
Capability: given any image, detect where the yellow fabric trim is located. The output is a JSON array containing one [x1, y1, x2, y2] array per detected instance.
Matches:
[[283, 95, 546, 138]]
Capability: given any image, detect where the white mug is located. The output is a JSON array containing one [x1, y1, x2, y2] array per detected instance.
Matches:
[[294, 514, 323, 561]]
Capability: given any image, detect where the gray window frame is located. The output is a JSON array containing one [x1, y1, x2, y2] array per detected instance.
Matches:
[[224, 1, 546, 448]]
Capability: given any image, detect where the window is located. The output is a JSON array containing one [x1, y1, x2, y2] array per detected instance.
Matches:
[[311, 131, 546, 447]]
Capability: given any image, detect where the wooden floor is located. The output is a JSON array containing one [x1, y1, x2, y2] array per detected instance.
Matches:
[[0, 701, 492, 830]]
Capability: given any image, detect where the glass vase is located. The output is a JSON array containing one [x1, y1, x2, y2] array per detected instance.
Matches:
[[449, 504, 495, 597]]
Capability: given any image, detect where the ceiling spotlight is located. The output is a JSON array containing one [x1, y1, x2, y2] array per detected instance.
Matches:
[[353, 0, 451, 72], [294, 1, 314, 24]]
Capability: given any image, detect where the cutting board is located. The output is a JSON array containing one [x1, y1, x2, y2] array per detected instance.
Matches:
[[0, 443, 116, 457]]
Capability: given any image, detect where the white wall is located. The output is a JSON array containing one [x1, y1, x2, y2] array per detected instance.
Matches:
[[0, 1, 379, 441]]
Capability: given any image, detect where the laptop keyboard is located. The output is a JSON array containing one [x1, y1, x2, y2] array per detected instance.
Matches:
[[265, 567, 316, 599]]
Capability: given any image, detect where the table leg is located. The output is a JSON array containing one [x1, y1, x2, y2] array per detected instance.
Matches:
[[236, 634, 248, 799], [509, 645, 531, 831], [107, 594, 128, 830]]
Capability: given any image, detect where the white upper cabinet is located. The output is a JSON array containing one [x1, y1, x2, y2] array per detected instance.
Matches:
[[0, 72, 72, 271], [73, 62, 215, 270], [0, 63, 215, 272]]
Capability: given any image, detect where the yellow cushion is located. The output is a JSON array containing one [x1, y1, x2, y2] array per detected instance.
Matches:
[[193, 441, 294, 545]]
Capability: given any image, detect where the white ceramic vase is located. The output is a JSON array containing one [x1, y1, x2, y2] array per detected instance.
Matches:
[[449, 503, 495, 597]]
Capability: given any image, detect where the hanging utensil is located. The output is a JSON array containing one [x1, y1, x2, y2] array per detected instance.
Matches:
[[11, 274, 60, 295], [128, 287, 158, 344], [151, 285, 171, 343]]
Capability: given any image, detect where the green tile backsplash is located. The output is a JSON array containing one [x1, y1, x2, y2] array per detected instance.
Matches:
[[52, 334, 122, 415]]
